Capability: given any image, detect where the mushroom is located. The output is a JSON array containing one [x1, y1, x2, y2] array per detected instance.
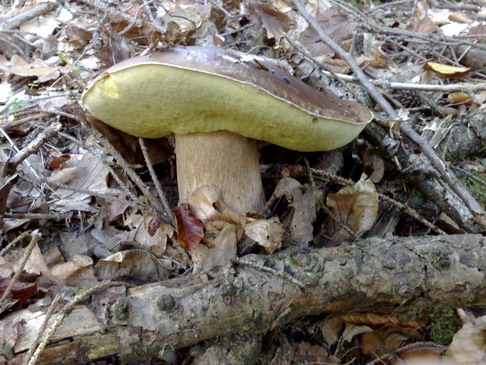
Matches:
[[82, 46, 372, 213]]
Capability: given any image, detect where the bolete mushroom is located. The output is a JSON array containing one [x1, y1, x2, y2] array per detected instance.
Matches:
[[82, 46, 372, 213]]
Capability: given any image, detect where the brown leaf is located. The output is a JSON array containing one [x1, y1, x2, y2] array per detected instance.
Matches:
[[447, 92, 472, 104], [173, 203, 204, 252], [326, 175, 378, 242], [188, 185, 246, 226], [448, 12, 472, 24], [247, 2, 293, 39], [363, 149, 385, 183], [412, 0, 437, 34], [192, 224, 237, 273], [47, 151, 71, 170], [244, 217, 283, 253], [0, 278, 38, 306], [446, 309, 486, 364]]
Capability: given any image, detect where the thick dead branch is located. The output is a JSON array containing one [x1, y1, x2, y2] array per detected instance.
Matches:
[[3, 234, 485, 364]]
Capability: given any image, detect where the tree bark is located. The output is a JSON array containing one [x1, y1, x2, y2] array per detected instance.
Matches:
[[4, 234, 485, 364]]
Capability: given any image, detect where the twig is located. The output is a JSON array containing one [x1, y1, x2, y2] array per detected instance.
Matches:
[[25, 281, 129, 365], [138, 138, 174, 225], [83, 123, 170, 223], [0, 231, 30, 256], [314, 71, 486, 92], [23, 294, 62, 363], [452, 166, 486, 187], [236, 257, 306, 288], [0, 232, 40, 302], [0, 2, 59, 31], [330, 0, 486, 51], [4, 212, 67, 221]]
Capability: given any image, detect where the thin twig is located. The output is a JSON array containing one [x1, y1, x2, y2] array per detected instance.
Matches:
[[138, 138, 174, 225], [0, 231, 30, 256], [24, 294, 62, 363], [25, 281, 129, 365], [0, 2, 59, 31], [0, 233, 41, 302]]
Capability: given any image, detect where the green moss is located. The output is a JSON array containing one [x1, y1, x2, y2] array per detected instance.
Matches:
[[457, 171, 486, 207], [425, 306, 461, 345]]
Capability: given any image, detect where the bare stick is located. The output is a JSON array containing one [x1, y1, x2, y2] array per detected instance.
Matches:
[[139, 138, 174, 225], [25, 282, 128, 365], [0, 233, 40, 302], [0, 231, 30, 257], [0, 2, 59, 31]]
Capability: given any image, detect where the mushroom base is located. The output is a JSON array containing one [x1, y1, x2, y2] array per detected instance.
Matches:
[[176, 131, 265, 213]]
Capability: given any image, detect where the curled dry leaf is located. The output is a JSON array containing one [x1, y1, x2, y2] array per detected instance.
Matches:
[[361, 328, 413, 356], [446, 309, 486, 364], [272, 177, 317, 246], [192, 224, 237, 273], [95, 250, 171, 282], [448, 92, 472, 104], [244, 217, 283, 253], [173, 203, 204, 252], [188, 185, 246, 226], [326, 175, 379, 242], [448, 12, 472, 24], [412, 0, 437, 34], [424, 62, 471, 79], [0, 55, 68, 83], [247, 2, 293, 39], [363, 149, 385, 183], [124, 213, 168, 257]]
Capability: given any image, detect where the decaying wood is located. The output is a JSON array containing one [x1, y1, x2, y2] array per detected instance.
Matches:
[[3, 234, 484, 364]]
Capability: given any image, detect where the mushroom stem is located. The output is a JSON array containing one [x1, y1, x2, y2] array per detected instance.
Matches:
[[175, 131, 265, 213]]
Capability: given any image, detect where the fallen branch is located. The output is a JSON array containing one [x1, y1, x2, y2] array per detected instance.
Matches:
[[3, 234, 484, 364]]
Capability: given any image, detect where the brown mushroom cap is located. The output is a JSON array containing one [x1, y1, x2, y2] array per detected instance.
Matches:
[[82, 46, 372, 152]]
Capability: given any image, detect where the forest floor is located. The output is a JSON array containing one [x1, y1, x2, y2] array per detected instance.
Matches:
[[0, 0, 485, 364]]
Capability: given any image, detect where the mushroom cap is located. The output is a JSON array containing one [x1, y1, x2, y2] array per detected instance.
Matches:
[[82, 46, 372, 152]]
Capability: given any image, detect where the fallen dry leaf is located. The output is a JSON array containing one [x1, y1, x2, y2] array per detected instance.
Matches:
[[192, 223, 237, 273], [247, 2, 293, 39], [424, 62, 471, 79], [173, 203, 204, 252], [0, 55, 68, 83], [272, 177, 317, 246], [363, 149, 385, 183], [326, 175, 379, 242], [95, 250, 171, 282], [448, 92, 472, 104], [244, 217, 283, 253], [188, 185, 246, 226], [49, 254, 98, 287], [448, 12, 472, 24], [446, 309, 486, 364], [412, 0, 437, 34]]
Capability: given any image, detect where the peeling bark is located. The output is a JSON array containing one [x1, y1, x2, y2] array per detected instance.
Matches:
[[4, 234, 485, 364]]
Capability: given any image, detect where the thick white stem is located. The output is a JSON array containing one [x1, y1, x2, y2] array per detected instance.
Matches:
[[176, 131, 265, 213]]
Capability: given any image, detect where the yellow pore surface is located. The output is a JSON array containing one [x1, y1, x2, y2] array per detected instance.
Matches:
[[82, 64, 367, 152]]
